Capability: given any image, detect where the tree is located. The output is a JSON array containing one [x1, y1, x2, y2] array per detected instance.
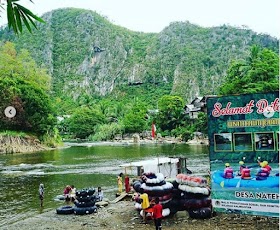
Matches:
[[0, 41, 51, 90], [156, 95, 184, 132], [0, 0, 44, 34], [67, 107, 105, 139], [192, 112, 208, 135], [219, 45, 279, 95], [0, 41, 55, 136], [122, 103, 147, 133], [0, 78, 56, 135]]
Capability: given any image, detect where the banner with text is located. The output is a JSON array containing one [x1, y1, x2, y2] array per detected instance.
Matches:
[[207, 91, 279, 217]]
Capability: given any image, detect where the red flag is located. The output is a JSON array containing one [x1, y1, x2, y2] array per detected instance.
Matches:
[[151, 123, 156, 138]]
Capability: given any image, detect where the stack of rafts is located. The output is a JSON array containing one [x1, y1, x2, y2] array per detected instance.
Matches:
[[173, 174, 212, 219], [74, 188, 98, 215], [133, 172, 212, 219], [56, 188, 97, 215]]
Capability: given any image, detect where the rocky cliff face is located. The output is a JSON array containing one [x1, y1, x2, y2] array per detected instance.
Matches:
[[1, 8, 278, 102]]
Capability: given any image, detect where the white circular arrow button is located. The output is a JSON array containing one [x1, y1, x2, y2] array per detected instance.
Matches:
[[4, 106, 16, 118]]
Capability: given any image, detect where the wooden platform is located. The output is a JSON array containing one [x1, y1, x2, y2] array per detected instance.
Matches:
[[111, 192, 133, 203]]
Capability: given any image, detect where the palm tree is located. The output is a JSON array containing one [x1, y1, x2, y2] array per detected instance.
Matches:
[[0, 0, 44, 34]]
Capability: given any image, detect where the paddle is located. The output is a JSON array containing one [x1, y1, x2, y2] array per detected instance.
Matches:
[[236, 177, 242, 188], [247, 164, 259, 168]]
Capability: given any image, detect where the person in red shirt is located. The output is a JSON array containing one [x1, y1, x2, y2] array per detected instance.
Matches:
[[63, 185, 72, 202], [124, 175, 130, 193], [152, 197, 163, 230]]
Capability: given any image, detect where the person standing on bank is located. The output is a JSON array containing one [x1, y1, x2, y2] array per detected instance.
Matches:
[[152, 197, 163, 230], [125, 175, 131, 193], [117, 173, 123, 193], [38, 183, 44, 207]]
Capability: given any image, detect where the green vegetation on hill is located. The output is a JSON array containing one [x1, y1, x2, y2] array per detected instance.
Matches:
[[0, 8, 279, 142], [1, 8, 278, 110]]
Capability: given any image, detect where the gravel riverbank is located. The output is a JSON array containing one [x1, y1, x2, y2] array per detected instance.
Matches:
[[5, 200, 279, 230]]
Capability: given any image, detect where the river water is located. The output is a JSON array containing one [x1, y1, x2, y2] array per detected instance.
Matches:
[[0, 143, 209, 227]]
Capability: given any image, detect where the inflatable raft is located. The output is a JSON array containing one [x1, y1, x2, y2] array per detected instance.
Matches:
[[212, 170, 279, 188]]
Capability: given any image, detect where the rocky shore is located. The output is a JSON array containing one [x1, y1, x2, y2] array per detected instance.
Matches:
[[0, 135, 47, 154], [5, 200, 279, 230]]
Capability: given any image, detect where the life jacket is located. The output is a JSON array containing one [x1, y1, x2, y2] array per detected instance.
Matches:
[[264, 165, 272, 174], [239, 165, 246, 174], [224, 167, 233, 178], [257, 167, 269, 177], [241, 168, 251, 179]]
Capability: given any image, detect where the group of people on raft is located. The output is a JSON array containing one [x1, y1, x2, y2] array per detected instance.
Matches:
[[223, 160, 273, 180]]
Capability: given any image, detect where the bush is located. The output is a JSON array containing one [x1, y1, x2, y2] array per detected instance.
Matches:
[[67, 107, 105, 139], [89, 123, 124, 141]]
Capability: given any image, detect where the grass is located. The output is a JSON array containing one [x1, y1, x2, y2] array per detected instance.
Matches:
[[0, 130, 28, 138]]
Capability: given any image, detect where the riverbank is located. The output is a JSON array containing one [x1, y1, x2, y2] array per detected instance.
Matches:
[[6, 200, 279, 230], [0, 131, 207, 154], [0, 134, 47, 154], [63, 136, 208, 147]]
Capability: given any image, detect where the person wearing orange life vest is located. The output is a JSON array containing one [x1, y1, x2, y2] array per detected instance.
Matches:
[[256, 161, 271, 180], [241, 167, 251, 179], [238, 161, 246, 176], [261, 161, 272, 174], [224, 163, 234, 178]]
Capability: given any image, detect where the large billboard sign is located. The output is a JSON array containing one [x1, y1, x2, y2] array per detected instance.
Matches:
[[207, 91, 279, 217]]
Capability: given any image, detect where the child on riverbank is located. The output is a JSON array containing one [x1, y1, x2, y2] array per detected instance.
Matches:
[[64, 185, 72, 201], [152, 197, 163, 230], [97, 186, 104, 201]]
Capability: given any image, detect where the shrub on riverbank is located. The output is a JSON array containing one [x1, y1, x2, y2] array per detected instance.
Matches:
[[89, 123, 124, 141]]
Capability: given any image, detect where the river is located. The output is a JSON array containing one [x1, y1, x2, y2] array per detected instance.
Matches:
[[0, 142, 209, 227]]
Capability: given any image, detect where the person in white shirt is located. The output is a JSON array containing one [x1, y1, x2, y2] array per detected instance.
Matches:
[[97, 186, 104, 201]]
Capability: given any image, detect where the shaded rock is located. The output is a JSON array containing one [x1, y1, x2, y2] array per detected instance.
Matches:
[[96, 201, 109, 207]]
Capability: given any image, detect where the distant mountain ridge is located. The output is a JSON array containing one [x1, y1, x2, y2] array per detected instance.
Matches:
[[0, 8, 278, 105]]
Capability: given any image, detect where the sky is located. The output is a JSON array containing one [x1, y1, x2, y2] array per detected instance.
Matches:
[[0, 0, 279, 38]]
